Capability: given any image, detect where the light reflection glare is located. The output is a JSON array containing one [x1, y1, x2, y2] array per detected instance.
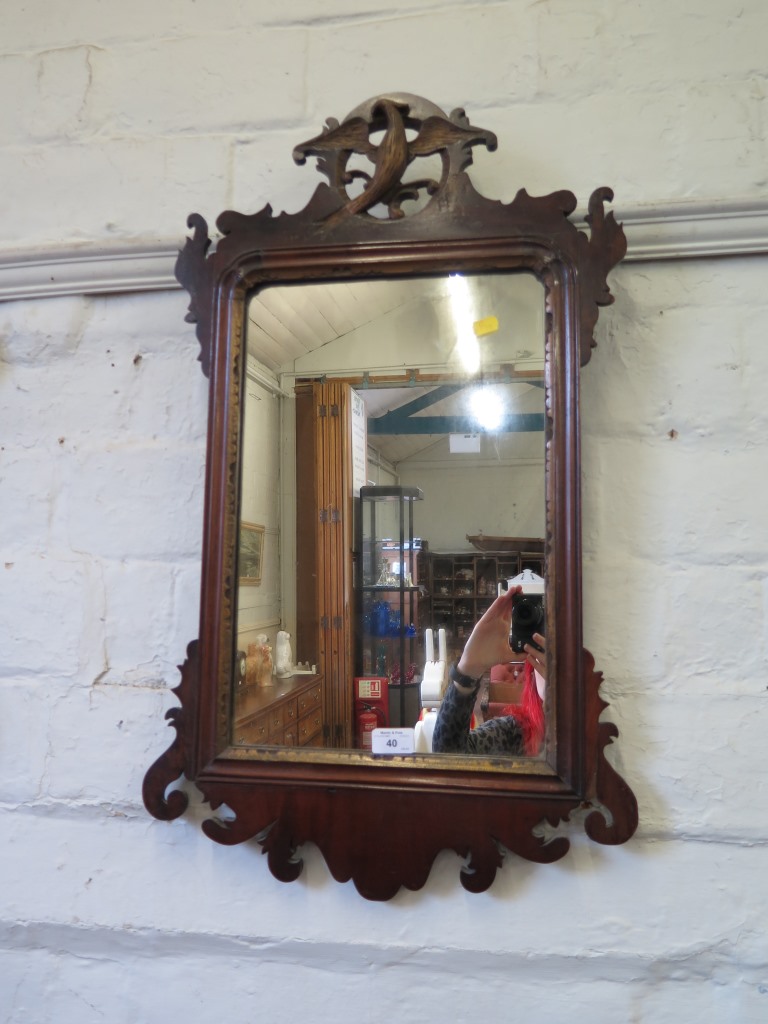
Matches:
[[447, 274, 480, 373], [469, 386, 505, 432]]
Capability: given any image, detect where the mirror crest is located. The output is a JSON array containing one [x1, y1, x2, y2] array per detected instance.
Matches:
[[144, 93, 637, 901], [291, 93, 497, 221]]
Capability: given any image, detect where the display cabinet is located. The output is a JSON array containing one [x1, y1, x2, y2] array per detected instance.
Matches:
[[424, 545, 545, 660], [355, 485, 423, 728]]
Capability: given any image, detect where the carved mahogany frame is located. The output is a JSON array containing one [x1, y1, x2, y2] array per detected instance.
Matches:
[[143, 94, 637, 900]]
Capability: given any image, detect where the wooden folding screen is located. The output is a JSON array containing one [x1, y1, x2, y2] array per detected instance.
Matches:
[[295, 380, 355, 748]]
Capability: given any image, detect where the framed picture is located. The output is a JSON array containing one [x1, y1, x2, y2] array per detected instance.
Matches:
[[238, 521, 265, 585]]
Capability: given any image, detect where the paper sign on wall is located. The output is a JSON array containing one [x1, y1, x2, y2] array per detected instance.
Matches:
[[350, 390, 368, 495], [449, 433, 481, 453]]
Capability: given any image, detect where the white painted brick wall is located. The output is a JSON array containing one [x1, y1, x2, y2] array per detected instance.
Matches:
[[2, 1, 768, 1021], [2, 1, 767, 249]]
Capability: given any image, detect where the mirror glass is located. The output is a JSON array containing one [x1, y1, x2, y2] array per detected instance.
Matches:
[[232, 271, 547, 760]]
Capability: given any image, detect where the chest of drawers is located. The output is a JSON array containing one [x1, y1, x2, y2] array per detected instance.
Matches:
[[234, 674, 323, 748]]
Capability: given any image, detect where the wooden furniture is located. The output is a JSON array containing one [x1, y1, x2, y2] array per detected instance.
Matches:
[[423, 546, 544, 657], [143, 91, 638, 901], [466, 533, 544, 554], [234, 674, 323, 748]]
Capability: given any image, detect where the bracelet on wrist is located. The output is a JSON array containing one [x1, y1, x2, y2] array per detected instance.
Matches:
[[450, 662, 481, 689]]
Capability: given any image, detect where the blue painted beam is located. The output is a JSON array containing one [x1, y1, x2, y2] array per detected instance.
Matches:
[[367, 413, 545, 434], [379, 384, 465, 418]]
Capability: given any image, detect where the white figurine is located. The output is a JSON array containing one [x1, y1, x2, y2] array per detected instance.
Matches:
[[421, 627, 448, 707], [275, 630, 293, 677]]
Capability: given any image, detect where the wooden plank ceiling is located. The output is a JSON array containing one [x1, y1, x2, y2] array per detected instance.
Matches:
[[247, 276, 544, 467]]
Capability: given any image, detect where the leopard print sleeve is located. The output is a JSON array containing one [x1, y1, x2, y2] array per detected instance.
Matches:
[[432, 680, 525, 756]]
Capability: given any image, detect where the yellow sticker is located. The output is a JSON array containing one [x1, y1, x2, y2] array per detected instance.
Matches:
[[473, 315, 499, 336]]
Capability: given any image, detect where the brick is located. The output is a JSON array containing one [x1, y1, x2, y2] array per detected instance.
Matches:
[[0, 294, 91, 366], [0, 680, 52, 804], [583, 438, 768, 565], [44, 681, 176, 805], [1, 555, 102, 678], [305, 11, 537, 132], [101, 560, 179, 683], [0, 137, 230, 248], [0, 451, 57, 550], [86, 31, 307, 137], [0, 0, 481, 53], [63, 447, 204, 561]]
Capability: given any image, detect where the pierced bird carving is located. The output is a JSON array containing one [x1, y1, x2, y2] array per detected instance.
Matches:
[[293, 98, 497, 221]]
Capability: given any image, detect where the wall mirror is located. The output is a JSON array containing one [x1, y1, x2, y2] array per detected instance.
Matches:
[[236, 271, 546, 755], [143, 93, 638, 899]]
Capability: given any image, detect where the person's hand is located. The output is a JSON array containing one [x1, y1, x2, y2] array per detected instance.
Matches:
[[524, 633, 546, 679], [456, 586, 520, 680]]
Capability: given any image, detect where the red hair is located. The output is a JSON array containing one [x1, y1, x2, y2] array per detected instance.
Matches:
[[501, 662, 545, 756]]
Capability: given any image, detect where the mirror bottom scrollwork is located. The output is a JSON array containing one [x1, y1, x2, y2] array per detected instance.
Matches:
[[143, 644, 637, 899]]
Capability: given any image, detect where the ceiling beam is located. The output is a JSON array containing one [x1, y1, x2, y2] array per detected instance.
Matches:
[[367, 412, 545, 434]]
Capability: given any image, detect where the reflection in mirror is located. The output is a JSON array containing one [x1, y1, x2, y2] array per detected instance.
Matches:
[[232, 272, 547, 760]]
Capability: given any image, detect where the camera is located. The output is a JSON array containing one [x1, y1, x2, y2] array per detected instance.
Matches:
[[510, 591, 545, 654]]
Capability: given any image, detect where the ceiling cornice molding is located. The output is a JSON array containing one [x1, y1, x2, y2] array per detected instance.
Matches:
[[1, 199, 767, 302]]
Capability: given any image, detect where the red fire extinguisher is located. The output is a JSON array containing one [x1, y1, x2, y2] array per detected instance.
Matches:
[[357, 701, 386, 750]]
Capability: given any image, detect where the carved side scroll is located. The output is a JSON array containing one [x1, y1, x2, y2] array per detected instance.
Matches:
[[174, 215, 214, 377], [142, 641, 199, 821], [578, 187, 628, 364], [584, 651, 640, 844]]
